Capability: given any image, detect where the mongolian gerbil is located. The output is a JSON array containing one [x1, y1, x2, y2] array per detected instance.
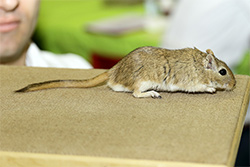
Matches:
[[15, 47, 236, 98]]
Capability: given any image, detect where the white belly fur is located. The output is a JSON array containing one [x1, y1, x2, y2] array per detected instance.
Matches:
[[108, 80, 210, 93], [107, 82, 132, 92]]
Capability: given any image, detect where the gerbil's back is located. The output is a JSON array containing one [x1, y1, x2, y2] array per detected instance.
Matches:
[[108, 47, 203, 88]]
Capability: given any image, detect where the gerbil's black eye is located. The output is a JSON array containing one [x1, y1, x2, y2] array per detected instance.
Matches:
[[219, 68, 227, 76]]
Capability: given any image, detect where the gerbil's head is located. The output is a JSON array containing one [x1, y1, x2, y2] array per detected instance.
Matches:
[[203, 49, 236, 90]]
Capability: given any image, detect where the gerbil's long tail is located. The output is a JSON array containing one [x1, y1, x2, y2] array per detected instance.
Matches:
[[15, 72, 109, 93]]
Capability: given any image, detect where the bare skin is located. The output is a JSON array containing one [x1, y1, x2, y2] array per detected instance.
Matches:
[[0, 0, 40, 66]]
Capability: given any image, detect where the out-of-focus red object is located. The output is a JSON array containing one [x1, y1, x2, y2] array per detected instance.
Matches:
[[92, 52, 121, 69]]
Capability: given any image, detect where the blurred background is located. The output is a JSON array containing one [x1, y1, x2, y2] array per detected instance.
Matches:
[[33, 0, 249, 75], [33, 0, 172, 69], [32, 0, 249, 166]]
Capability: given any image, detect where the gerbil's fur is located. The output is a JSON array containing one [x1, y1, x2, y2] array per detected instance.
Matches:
[[15, 47, 236, 98]]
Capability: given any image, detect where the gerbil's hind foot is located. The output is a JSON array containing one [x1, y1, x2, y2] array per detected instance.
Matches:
[[133, 90, 162, 99]]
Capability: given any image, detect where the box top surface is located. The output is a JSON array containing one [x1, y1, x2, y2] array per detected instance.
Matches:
[[0, 66, 249, 166]]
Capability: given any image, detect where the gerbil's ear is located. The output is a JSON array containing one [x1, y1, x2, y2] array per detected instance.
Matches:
[[206, 49, 214, 55], [205, 54, 217, 71]]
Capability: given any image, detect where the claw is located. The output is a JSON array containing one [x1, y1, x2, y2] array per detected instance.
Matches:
[[152, 95, 162, 99]]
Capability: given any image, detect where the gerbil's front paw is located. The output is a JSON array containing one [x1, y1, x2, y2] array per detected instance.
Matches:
[[150, 91, 162, 99], [206, 87, 216, 93], [146, 91, 162, 98]]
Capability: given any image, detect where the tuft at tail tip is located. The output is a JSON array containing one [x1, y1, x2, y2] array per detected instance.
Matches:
[[15, 87, 29, 93]]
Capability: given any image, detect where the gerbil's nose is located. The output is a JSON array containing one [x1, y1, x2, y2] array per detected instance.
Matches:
[[0, 0, 19, 11]]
